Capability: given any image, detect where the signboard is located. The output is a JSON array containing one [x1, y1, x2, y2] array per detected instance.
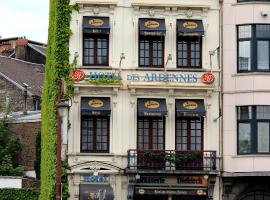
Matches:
[[182, 101, 198, 110], [70, 69, 85, 81], [183, 21, 198, 29], [135, 188, 207, 196], [145, 20, 160, 28], [88, 99, 104, 108], [70, 70, 215, 85], [89, 19, 104, 26], [81, 176, 109, 183], [144, 100, 160, 109]]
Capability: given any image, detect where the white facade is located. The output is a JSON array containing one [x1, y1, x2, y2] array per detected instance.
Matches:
[[68, 0, 221, 199]]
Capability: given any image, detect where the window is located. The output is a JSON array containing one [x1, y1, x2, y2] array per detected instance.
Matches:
[[137, 117, 165, 150], [177, 36, 202, 68], [237, 106, 270, 154], [176, 117, 203, 151], [83, 34, 109, 66], [81, 116, 109, 152], [139, 36, 164, 68], [238, 25, 270, 72]]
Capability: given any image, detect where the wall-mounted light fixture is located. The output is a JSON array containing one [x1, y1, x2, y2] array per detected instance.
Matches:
[[119, 53, 125, 67], [166, 54, 172, 66], [74, 52, 79, 58]]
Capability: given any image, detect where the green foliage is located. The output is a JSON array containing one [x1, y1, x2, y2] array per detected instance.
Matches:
[[0, 155, 24, 176], [87, 79, 122, 85], [0, 188, 39, 200], [39, 0, 74, 199], [61, 160, 69, 200], [34, 131, 41, 180], [0, 116, 23, 176]]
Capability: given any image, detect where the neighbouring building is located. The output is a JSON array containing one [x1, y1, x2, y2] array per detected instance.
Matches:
[[222, 0, 270, 199], [0, 56, 44, 113], [68, 0, 221, 199], [0, 37, 46, 64]]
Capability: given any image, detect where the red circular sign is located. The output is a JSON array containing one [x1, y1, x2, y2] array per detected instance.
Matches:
[[70, 69, 85, 81], [200, 72, 215, 84]]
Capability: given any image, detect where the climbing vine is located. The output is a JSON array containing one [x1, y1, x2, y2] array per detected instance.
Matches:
[[39, 0, 77, 199]]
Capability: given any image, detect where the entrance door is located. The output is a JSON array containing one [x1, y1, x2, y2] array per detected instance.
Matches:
[[137, 117, 165, 169], [175, 117, 203, 170]]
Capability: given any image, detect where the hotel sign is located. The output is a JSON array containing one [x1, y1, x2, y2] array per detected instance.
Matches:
[[70, 70, 215, 84]]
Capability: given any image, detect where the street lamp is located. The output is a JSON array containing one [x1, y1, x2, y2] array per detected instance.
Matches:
[[56, 99, 69, 200]]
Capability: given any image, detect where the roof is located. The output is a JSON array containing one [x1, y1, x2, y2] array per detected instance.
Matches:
[[27, 43, 47, 56], [0, 37, 46, 46], [0, 56, 44, 96], [0, 111, 41, 122]]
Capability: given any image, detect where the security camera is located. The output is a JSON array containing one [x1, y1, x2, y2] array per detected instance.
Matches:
[[261, 10, 268, 17]]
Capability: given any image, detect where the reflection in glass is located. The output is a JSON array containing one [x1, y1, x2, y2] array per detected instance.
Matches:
[[238, 123, 251, 153], [258, 122, 269, 152], [257, 41, 269, 70], [238, 41, 251, 71]]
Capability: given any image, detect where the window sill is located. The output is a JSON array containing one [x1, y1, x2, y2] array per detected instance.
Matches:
[[233, 1, 270, 6], [80, 66, 115, 70], [232, 154, 270, 158], [136, 67, 207, 72], [232, 72, 270, 77], [68, 152, 114, 156]]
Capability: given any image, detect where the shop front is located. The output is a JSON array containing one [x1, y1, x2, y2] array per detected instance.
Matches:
[[128, 175, 214, 200]]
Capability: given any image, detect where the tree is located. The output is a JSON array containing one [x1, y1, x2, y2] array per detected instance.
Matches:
[[0, 116, 24, 176]]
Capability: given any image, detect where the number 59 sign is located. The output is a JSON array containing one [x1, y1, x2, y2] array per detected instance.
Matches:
[[200, 72, 215, 84]]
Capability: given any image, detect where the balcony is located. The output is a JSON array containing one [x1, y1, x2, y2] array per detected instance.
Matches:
[[127, 149, 217, 172]]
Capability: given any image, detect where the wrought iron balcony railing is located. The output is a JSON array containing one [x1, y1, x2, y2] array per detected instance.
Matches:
[[127, 149, 216, 171]]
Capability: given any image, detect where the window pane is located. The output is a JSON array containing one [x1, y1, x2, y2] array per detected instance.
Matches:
[[238, 123, 251, 153], [238, 25, 252, 38], [257, 41, 269, 70], [256, 25, 270, 38], [257, 122, 269, 152], [238, 41, 251, 71], [237, 106, 252, 120], [257, 106, 270, 119]]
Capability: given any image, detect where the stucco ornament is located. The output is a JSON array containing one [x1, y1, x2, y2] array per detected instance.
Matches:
[[186, 9, 193, 18]]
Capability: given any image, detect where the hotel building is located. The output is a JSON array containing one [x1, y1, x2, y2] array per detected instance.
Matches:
[[68, 0, 221, 199]]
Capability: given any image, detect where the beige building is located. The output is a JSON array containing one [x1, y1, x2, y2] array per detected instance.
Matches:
[[222, 0, 270, 199], [68, 0, 221, 199]]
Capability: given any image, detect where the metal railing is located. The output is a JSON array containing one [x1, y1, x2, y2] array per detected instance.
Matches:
[[127, 149, 216, 171]]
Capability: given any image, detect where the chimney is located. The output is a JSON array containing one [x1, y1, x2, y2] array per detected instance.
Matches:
[[15, 38, 28, 60]]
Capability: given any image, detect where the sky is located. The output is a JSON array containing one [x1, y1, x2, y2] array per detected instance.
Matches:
[[0, 0, 49, 43]]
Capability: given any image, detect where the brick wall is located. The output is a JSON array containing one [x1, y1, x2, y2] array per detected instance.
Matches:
[[0, 76, 34, 112], [12, 121, 41, 171]]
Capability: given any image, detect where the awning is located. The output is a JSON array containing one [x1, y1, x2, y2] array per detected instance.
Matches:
[[138, 99, 167, 117], [177, 19, 204, 36], [81, 97, 111, 116], [139, 18, 166, 36], [83, 16, 110, 34], [176, 99, 206, 117]]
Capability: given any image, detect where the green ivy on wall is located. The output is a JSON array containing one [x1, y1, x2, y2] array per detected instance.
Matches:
[[39, 0, 76, 199]]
